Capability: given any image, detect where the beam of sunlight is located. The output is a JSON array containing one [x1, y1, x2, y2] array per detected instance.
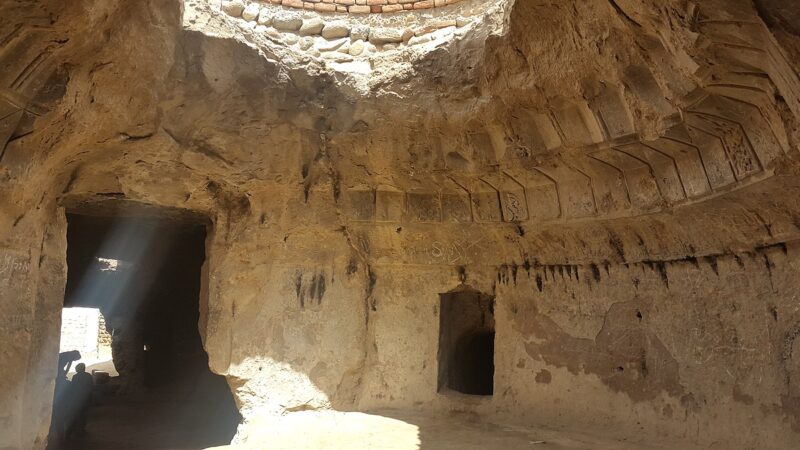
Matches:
[[50, 218, 164, 444], [230, 411, 421, 450], [67, 218, 163, 318]]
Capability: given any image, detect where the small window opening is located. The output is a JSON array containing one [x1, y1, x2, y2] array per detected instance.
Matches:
[[438, 287, 495, 396]]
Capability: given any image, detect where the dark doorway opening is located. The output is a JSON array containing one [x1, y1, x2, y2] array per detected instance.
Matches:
[[437, 287, 495, 396], [48, 212, 239, 450]]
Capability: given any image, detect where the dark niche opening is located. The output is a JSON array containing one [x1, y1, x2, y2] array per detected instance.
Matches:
[[438, 287, 495, 396], [48, 211, 239, 450]]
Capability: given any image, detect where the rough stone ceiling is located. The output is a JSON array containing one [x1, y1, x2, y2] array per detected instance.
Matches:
[[1, 0, 799, 255]]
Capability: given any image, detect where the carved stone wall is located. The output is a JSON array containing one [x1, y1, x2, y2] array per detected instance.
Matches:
[[1, 0, 800, 449]]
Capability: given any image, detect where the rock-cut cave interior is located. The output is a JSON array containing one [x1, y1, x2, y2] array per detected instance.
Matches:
[[2, 0, 800, 449]]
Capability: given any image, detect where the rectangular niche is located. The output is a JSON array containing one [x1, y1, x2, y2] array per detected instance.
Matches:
[[437, 287, 496, 396]]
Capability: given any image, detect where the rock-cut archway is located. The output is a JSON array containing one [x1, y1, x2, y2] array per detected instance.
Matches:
[[46, 207, 240, 449]]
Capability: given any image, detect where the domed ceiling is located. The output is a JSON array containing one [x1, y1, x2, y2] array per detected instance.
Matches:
[[0, 0, 798, 240]]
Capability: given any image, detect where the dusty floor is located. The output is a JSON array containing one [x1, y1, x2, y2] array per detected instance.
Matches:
[[54, 397, 702, 450], [214, 410, 700, 450], [55, 395, 234, 450]]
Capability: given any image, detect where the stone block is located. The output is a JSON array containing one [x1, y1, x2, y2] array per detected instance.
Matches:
[[528, 186, 561, 220], [221, 0, 245, 17], [471, 190, 502, 223], [346, 189, 375, 221], [406, 192, 442, 222], [322, 22, 350, 39], [242, 3, 260, 21], [375, 190, 405, 222], [369, 28, 403, 44], [537, 164, 596, 218], [349, 39, 365, 56], [441, 192, 472, 223], [299, 18, 325, 36], [350, 25, 370, 40], [257, 8, 273, 25], [273, 11, 303, 31]]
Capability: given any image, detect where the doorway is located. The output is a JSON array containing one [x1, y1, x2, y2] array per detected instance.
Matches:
[[437, 287, 496, 396], [48, 212, 239, 449]]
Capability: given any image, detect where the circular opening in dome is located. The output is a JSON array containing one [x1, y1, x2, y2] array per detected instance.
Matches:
[[184, 0, 513, 85]]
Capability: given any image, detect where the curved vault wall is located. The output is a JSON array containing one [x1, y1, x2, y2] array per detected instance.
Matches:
[[190, 0, 800, 226], [1, 0, 800, 449]]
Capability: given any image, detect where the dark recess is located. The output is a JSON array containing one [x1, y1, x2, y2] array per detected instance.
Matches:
[[438, 287, 495, 396]]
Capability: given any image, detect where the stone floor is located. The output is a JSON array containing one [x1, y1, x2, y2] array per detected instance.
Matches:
[[219, 410, 703, 450], [54, 396, 235, 450], [53, 394, 703, 450]]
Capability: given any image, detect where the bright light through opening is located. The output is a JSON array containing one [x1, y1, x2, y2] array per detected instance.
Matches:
[[60, 307, 118, 378], [96, 257, 132, 272]]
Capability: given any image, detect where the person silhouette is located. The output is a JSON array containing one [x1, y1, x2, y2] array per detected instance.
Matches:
[[67, 363, 93, 438], [50, 350, 81, 445]]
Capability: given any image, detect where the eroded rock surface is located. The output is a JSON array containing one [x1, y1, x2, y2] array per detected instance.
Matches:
[[2, 0, 800, 449]]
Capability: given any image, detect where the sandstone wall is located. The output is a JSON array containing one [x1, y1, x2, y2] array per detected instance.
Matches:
[[348, 244, 800, 448], [2, 0, 800, 448]]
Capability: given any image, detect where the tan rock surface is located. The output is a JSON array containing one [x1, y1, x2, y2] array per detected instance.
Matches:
[[1, 0, 800, 449]]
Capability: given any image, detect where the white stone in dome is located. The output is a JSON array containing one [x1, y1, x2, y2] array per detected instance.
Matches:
[[369, 28, 403, 45], [273, 11, 303, 31], [299, 18, 325, 36], [242, 3, 260, 21], [221, 0, 245, 17], [349, 39, 365, 56], [317, 37, 348, 52], [350, 25, 370, 42], [322, 22, 350, 39], [299, 36, 314, 51], [283, 34, 300, 45], [257, 8, 272, 25]]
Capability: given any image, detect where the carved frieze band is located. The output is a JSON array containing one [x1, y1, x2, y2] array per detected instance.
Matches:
[[344, 90, 791, 225], [343, 3, 798, 225]]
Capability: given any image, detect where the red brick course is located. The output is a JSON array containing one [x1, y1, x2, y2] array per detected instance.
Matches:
[[270, 0, 464, 13]]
